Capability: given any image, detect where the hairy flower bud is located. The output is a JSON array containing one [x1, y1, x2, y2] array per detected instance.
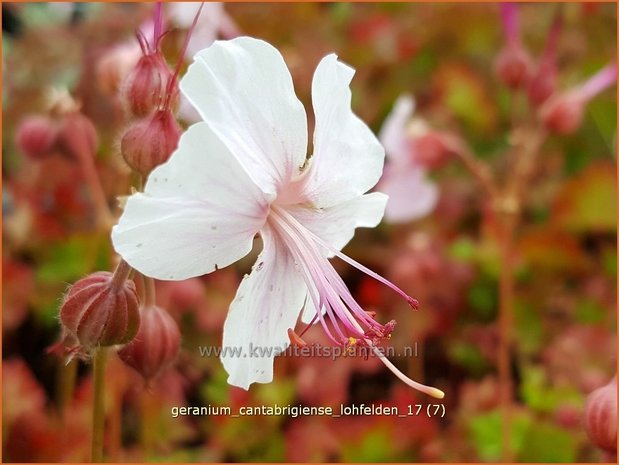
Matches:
[[539, 91, 585, 135], [56, 112, 99, 161], [122, 53, 174, 117], [15, 116, 57, 160], [118, 305, 181, 382], [494, 45, 533, 89], [121, 109, 181, 176], [59, 270, 140, 351], [584, 377, 617, 453]]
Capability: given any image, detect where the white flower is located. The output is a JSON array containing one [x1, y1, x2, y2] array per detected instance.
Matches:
[[112, 37, 443, 398], [378, 95, 439, 223]]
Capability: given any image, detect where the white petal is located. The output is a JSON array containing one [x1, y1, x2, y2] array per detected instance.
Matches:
[[180, 37, 308, 196], [380, 166, 438, 224], [301, 54, 385, 208], [221, 224, 307, 389], [379, 95, 415, 163], [112, 122, 269, 280], [286, 192, 387, 255]]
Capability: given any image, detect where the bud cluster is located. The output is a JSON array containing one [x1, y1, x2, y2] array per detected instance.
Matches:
[[119, 26, 182, 177], [493, 4, 616, 135], [16, 92, 99, 162]]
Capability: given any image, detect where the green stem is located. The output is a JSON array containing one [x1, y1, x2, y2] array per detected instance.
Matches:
[[144, 276, 156, 308], [77, 147, 114, 232], [140, 393, 154, 459], [92, 347, 107, 463], [57, 359, 78, 422]]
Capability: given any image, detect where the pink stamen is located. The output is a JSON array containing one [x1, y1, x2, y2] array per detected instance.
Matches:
[[268, 205, 443, 398], [301, 220, 420, 311], [271, 210, 369, 341], [540, 7, 562, 67]]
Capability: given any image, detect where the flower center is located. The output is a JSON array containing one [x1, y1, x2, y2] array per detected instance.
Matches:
[[268, 205, 444, 399]]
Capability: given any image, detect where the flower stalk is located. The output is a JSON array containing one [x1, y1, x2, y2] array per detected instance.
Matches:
[[56, 358, 78, 422], [497, 205, 516, 462], [91, 347, 107, 463], [453, 122, 547, 461]]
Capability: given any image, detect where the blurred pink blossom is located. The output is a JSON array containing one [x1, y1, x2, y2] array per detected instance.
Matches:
[[168, 3, 240, 123], [378, 95, 438, 224]]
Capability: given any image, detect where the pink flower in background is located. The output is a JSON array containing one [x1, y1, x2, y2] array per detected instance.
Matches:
[[378, 95, 439, 224], [168, 2, 240, 124], [112, 37, 443, 398], [168, 2, 239, 59]]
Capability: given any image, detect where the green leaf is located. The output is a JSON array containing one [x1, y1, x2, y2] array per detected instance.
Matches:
[[468, 410, 532, 461], [518, 421, 578, 462], [35, 234, 111, 284], [448, 237, 476, 262], [513, 299, 543, 354], [574, 299, 607, 324], [520, 365, 582, 413], [466, 278, 498, 321], [552, 161, 617, 233], [448, 341, 491, 376], [341, 427, 396, 462]]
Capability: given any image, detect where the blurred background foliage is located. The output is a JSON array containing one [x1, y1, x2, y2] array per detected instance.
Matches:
[[2, 2, 617, 462]]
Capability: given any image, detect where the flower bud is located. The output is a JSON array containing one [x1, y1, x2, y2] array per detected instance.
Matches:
[[121, 109, 181, 176], [59, 271, 140, 350], [122, 52, 174, 118], [539, 91, 585, 135], [494, 45, 533, 89], [15, 116, 57, 160], [584, 377, 617, 453], [118, 305, 181, 382], [411, 131, 456, 170], [56, 111, 99, 161], [528, 65, 557, 107]]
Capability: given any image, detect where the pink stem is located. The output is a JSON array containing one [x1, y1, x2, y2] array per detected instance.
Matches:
[[540, 7, 562, 68], [153, 2, 163, 51], [163, 2, 205, 110], [500, 3, 520, 46]]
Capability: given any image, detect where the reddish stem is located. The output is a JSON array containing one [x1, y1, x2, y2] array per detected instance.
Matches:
[[111, 260, 132, 291], [498, 212, 515, 462]]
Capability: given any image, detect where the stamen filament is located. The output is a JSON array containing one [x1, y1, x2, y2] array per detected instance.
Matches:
[[276, 206, 419, 310], [268, 205, 444, 398]]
